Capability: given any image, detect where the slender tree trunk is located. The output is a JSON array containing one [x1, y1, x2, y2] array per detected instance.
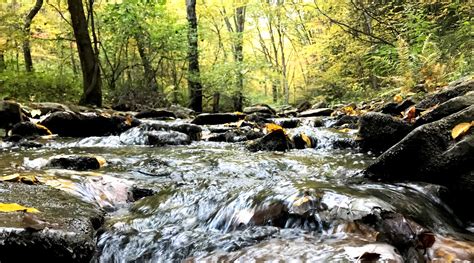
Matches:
[[23, 0, 43, 72], [186, 0, 203, 112], [357, 0, 378, 90], [135, 34, 158, 92], [70, 41, 78, 75], [212, 92, 220, 113], [67, 0, 102, 106], [0, 50, 5, 72], [232, 6, 246, 112]]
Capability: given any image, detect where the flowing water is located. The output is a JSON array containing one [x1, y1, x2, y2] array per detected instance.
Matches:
[[0, 119, 472, 262]]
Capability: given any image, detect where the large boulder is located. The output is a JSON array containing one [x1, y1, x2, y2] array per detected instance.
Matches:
[[0, 182, 104, 263], [379, 98, 415, 116], [246, 130, 294, 152], [135, 109, 176, 119], [365, 105, 474, 220], [168, 104, 195, 119], [39, 111, 139, 137], [243, 104, 276, 115], [298, 108, 333, 117], [207, 128, 264, 143], [0, 101, 24, 130], [358, 112, 413, 152], [415, 91, 474, 126], [416, 78, 473, 109], [28, 102, 70, 116], [191, 113, 245, 125]]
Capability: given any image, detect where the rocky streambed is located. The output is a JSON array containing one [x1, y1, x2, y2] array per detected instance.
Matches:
[[0, 78, 473, 262]]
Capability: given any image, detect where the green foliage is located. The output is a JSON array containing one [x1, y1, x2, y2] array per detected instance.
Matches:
[[0, 71, 81, 102]]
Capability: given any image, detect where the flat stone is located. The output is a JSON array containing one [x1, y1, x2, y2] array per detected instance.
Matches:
[[0, 182, 104, 263]]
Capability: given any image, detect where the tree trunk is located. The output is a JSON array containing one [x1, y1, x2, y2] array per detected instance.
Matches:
[[212, 92, 220, 113], [135, 34, 158, 92], [67, 0, 102, 106], [186, 0, 203, 112], [23, 0, 43, 72], [0, 50, 5, 72], [232, 6, 246, 112]]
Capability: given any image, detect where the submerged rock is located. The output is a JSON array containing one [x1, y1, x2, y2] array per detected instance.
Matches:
[[191, 113, 245, 125], [148, 130, 191, 146], [40, 111, 139, 137], [47, 155, 105, 171], [151, 123, 202, 141], [0, 182, 104, 263], [358, 112, 413, 152], [246, 130, 293, 152], [0, 100, 24, 130]]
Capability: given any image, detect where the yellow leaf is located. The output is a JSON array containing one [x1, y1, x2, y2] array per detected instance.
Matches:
[[451, 122, 472, 139], [233, 111, 244, 115], [125, 115, 133, 126], [339, 128, 351, 133], [0, 174, 21, 182], [293, 196, 310, 207], [265, 123, 284, 133], [35, 124, 52, 135], [0, 203, 40, 213], [301, 133, 312, 148], [394, 94, 403, 103], [96, 156, 107, 167]]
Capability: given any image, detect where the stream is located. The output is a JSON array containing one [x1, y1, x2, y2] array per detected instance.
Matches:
[[0, 119, 472, 262]]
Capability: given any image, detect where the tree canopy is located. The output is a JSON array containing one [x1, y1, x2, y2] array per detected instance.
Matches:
[[0, 0, 472, 110]]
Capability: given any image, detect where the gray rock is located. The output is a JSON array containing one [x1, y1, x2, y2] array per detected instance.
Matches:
[[415, 91, 474, 126], [135, 109, 176, 119], [298, 108, 333, 117]]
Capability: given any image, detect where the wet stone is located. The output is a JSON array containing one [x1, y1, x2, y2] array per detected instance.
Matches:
[[47, 155, 103, 171]]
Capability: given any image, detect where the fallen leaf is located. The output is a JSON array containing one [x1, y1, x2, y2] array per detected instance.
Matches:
[[418, 232, 436, 249], [339, 128, 351, 133], [301, 133, 312, 148], [265, 123, 284, 134], [96, 156, 107, 167], [0, 174, 40, 185], [125, 115, 133, 126], [402, 106, 416, 123], [0, 203, 40, 213], [293, 196, 311, 207], [342, 106, 358, 116], [393, 94, 403, 103], [451, 122, 472, 139], [35, 124, 52, 135]]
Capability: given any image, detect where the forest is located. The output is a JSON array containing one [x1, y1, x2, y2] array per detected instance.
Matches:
[[1, 0, 471, 111], [0, 1, 473, 262]]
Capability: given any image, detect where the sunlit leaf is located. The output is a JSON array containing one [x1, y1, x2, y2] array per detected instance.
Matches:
[[301, 133, 312, 148], [402, 106, 416, 123], [265, 123, 284, 134], [35, 124, 52, 135], [293, 196, 310, 207], [393, 94, 403, 103], [451, 122, 472, 139], [0, 203, 40, 213], [339, 128, 350, 133]]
